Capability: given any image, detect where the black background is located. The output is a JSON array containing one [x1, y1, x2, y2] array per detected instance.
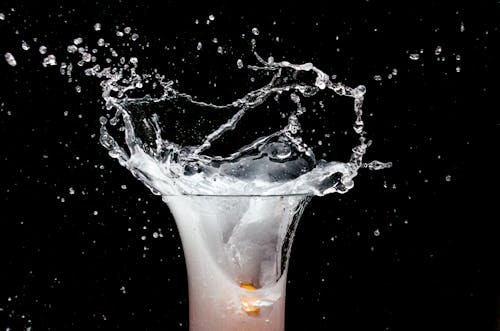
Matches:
[[0, 1, 498, 330]]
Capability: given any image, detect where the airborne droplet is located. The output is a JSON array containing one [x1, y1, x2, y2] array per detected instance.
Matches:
[[21, 40, 30, 51], [409, 53, 420, 61], [42, 54, 57, 67], [4, 52, 17, 67]]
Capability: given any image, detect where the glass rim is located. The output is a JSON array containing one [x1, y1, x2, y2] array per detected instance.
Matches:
[[161, 193, 313, 198]]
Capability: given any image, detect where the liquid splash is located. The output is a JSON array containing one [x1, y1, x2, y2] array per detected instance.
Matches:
[[3, 25, 391, 197], [95, 48, 391, 196]]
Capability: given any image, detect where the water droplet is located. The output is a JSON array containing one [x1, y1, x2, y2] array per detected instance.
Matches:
[[237, 59, 244, 69], [445, 175, 451, 182], [42, 54, 57, 67], [290, 93, 301, 104], [212, 37, 218, 44], [39, 46, 47, 54], [409, 53, 420, 61], [455, 54, 461, 61], [21, 40, 30, 51], [217, 46, 223, 54], [252, 27, 260, 36], [392, 68, 398, 76], [94, 23, 101, 31], [131, 33, 139, 41], [124, 27, 132, 34], [73, 37, 83, 45], [196, 42, 202, 50], [209, 14, 215, 21], [435, 45, 442, 55], [75, 85, 81, 93], [4, 52, 17, 67], [97, 38, 105, 47], [373, 74, 382, 81], [82, 52, 92, 62], [374, 229, 380, 236], [69, 187, 75, 195], [67, 45, 78, 53], [0, 13, 5, 20], [153, 232, 159, 239], [460, 22, 465, 32]]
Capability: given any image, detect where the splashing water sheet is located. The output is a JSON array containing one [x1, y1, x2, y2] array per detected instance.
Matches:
[[98, 52, 391, 197]]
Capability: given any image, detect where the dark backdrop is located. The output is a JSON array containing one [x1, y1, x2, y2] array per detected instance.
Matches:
[[0, 1, 497, 330]]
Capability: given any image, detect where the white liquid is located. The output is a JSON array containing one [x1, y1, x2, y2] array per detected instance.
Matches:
[[164, 195, 309, 331]]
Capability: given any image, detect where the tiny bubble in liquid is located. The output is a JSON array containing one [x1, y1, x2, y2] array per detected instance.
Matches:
[[73, 37, 83, 45], [0, 13, 5, 20], [94, 23, 101, 31], [435, 45, 442, 55], [209, 14, 215, 21], [196, 42, 202, 50], [237, 59, 244, 69], [374, 229, 380, 236], [39, 46, 47, 54], [373, 75, 382, 81], [252, 27, 260, 36]]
